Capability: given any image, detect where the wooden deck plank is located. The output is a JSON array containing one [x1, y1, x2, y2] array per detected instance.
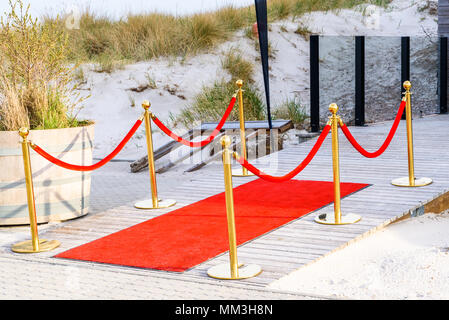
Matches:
[[31, 113, 449, 288]]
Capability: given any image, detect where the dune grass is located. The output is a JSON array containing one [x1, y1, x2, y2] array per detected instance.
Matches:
[[169, 50, 265, 128], [170, 80, 266, 129], [46, 0, 392, 69], [273, 97, 309, 128], [221, 48, 255, 84]]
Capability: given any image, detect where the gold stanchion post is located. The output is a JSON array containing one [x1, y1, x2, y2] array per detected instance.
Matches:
[[135, 101, 176, 209], [232, 80, 254, 177], [315, 104, 361, 225], [12, 128, 60, 253], [207, 136, 261, 280], [391, 81, 432, 187]]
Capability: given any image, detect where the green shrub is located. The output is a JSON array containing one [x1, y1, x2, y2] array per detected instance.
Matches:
[[172, 80, 265, 129], [0, 0, 87, 131], [273, 97, 308, 127]]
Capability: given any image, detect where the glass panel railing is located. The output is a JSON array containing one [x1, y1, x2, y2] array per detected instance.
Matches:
[[365, 36, 402, 123], [319, 35, 355, 125], [410, 36, 439, 117], [314, 35, 441, 128]]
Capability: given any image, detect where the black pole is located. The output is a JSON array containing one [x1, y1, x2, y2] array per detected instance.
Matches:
[[355, 36, 365, 126], [401, 36, 410, 119], [254, 0, 273, 129], [310, 35, 320, 133], [439, 37, 448, 114]]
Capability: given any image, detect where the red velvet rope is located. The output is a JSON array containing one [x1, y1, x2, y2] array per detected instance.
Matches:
[[234, 124, 331, 182], [340, 100, 406, 158], [31, 118, 143, 171], [152, 96, 237, 148]]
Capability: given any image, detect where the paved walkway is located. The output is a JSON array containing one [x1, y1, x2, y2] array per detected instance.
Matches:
[[1, 113, 448, 299]]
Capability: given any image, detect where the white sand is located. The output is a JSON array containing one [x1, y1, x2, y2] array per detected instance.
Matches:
[[270, 211, 449, 300]]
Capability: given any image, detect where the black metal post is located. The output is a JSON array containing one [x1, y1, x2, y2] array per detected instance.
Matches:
[[310, 35, 320, 133], [439, 37, 448, 114], [401, 36, 410, 119], [254, 0, 273, 129], [355, 36, 365, 126]]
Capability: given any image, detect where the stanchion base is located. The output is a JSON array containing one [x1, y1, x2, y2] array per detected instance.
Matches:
[[231, 168, 255, 177], [391, 177, 433, 187], [207, 263, 262, 280], [12, 239, 60, 253], [314, 213, 361, 225], [134, 199, 177, 209]]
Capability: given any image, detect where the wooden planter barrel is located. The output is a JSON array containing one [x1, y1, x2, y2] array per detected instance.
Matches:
[[0, 124, 95, 226]]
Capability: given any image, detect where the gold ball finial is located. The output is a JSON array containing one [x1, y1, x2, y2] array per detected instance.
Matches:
[[18, 127, 29, 139], [220, 135, 231, 148], [142, 100, 151, 110], [403, 81, 411, 91], [329, 103, 338, 114], [236, 79, 243, 88]]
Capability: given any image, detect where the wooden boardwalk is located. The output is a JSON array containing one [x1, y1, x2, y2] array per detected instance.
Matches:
[[12, 113, 449, 291]]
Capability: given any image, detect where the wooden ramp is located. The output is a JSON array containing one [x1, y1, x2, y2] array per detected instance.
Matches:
[[130, 120, 293, 173], [31, 114, 449, 288], [200, 119, 293, 132]]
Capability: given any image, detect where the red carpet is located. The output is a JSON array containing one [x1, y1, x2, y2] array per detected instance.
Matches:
[[55, 179, 369, 272]]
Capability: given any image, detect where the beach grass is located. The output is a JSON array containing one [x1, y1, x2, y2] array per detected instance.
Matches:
[[273, 97, 309, 128], [45, 0, 392, 68], [170, 80, 266, 129], [221, 48, 255, 84]]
